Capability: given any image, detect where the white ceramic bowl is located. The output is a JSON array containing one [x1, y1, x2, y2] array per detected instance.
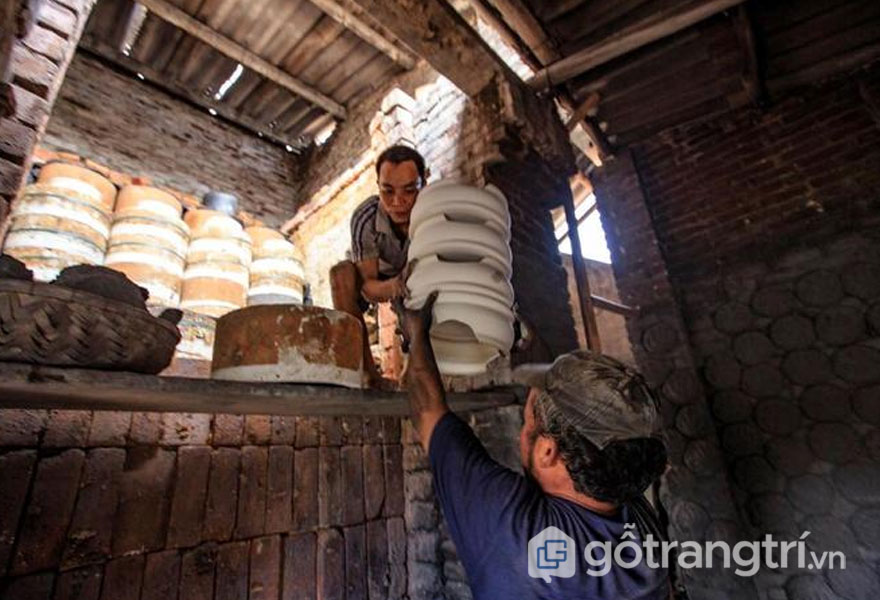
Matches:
[[406, 256, 514, 306], [407, 214, 512, 278]]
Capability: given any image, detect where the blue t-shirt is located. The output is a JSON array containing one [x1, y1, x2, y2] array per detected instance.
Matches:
[[429, 412, 669, 600]]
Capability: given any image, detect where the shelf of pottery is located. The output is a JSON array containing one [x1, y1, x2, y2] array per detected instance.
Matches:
[[1, 161, 306, 377]]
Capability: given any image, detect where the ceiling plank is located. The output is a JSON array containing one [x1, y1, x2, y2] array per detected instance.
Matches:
[[307, 0, 417, 69], [136, 0, 347, 118], [529, 0, 746, 90], [347, 0, 504, 97]]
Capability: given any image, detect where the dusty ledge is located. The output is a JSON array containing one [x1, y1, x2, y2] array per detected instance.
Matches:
[[0, 362, 519, 417]]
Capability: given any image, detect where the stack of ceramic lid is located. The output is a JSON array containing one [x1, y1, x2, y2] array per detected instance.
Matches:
[[406, 180, 515, 375], [245, 226, 305, 305], [1, 163, 117, 281], [179, 209, 251, 317], [103, 185, 190, 307]]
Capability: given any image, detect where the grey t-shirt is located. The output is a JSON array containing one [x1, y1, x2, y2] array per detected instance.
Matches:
[[350, 195, 409, 279]]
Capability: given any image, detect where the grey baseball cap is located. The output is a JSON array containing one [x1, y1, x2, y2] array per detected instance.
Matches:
[[513, 350, 662, 449]]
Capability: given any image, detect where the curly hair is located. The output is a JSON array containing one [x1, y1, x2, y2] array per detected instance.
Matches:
[[533, 398, 667, 504]]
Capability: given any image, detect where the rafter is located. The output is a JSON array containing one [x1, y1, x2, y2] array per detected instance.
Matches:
[[136, 0, 346, 118], [529, 0, 746, 91], [308, 0, 417, 69]]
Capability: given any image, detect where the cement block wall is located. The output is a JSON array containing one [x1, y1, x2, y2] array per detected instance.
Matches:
[[593, 65, 880, 600], [0, 409, 408, 599], [40, 52, 304, 228]]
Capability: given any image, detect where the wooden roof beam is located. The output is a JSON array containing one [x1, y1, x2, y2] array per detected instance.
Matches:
[[308, 0, 417, 69], [136, 0, 347, 118], [485, 0, 561, 65], [529, 0, 746, 91], [346, 0, 505, 97]]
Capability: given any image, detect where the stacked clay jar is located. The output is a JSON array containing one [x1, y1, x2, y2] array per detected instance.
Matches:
[[179, 209, 252, 318], [405, 180, 515, 375], [1, 162, 117, 281], [103, 185, 190, 307], [245, 226, 305, 305]]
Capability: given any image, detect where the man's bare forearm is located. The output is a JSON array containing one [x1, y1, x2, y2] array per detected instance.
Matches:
[[361, 278, 397, 302], [406, 328, 449, 450]]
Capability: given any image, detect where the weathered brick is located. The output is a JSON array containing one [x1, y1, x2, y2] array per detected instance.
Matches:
[[265, 446, 293, 534], [38, 3, 79, 38], [282, 533, 316, 600], [235, 446, 268, 539], [318, 447, 343, 527], [0, 118, 37, 163], [141, 550, 181, 600], [128, 412, 162, 445], [362, 417, 385, 444], [341, 416, 363, 445], [87, 411, 131, 447], [387, 517, 407, 599], [62, 448, 125, 568], [22, 25, 67, 63], [54, 565, 102, 600], [383, 445, 405, 517], [316, 528, 345, 600], [2, 572, 54, 599], [215, 541, 249, 600], [0, 450, 37, 575], [294, 417, 318, 448], [99, 555, 144, 600], [0, 409, 46, 446], [42, 410, 91, 447], [112, 447, 175, 556], [292, 448, 318, 531], [213, 414, 244, 446], [270, 416, 296, 445], [366, 520, 389, 600], [249, 535, 281, 600], [341, 446, 365, 526], [167, 445, 212, 548], [319, 417, 344, 446], [344, 525, 367, 600], [244, 415, 272, 445], [161, 413, 211, 446], [179, 544, 217, 600], [12, 449, 84, 574], [381, 417, 401, 444], [203, 448, 240, 542], [362, 445, 385, 520]]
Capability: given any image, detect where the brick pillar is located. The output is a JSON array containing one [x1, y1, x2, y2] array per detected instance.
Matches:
[[0, 0, 97, 224], [592, 151, 755, 600]]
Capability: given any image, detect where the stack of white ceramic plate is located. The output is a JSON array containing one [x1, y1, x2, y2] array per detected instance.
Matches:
[[406, 180, 515, 375]]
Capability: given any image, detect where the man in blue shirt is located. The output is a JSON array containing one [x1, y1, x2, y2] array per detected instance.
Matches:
[[397, 292, 671, 599]]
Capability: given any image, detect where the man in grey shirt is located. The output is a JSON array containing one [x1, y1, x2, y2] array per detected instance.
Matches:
[[330, 145, 428, 387]]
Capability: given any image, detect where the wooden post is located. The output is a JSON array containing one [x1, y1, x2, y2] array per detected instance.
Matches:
[[562, 184, 602, 352]]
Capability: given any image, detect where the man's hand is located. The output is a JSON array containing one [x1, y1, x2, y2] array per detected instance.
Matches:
[[394, 288, 437, 345], [394, 289, 448, 451]]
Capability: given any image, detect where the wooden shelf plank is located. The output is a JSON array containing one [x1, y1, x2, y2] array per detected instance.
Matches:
[[0, 363, 518, 417]]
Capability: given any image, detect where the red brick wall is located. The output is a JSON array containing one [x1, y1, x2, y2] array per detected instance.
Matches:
[[0, 408, 407, 599], [0, 0, 95, 224], [593, 66, 880, 600], [632, 67, 880, 285], [40, 52, 304, 228]]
